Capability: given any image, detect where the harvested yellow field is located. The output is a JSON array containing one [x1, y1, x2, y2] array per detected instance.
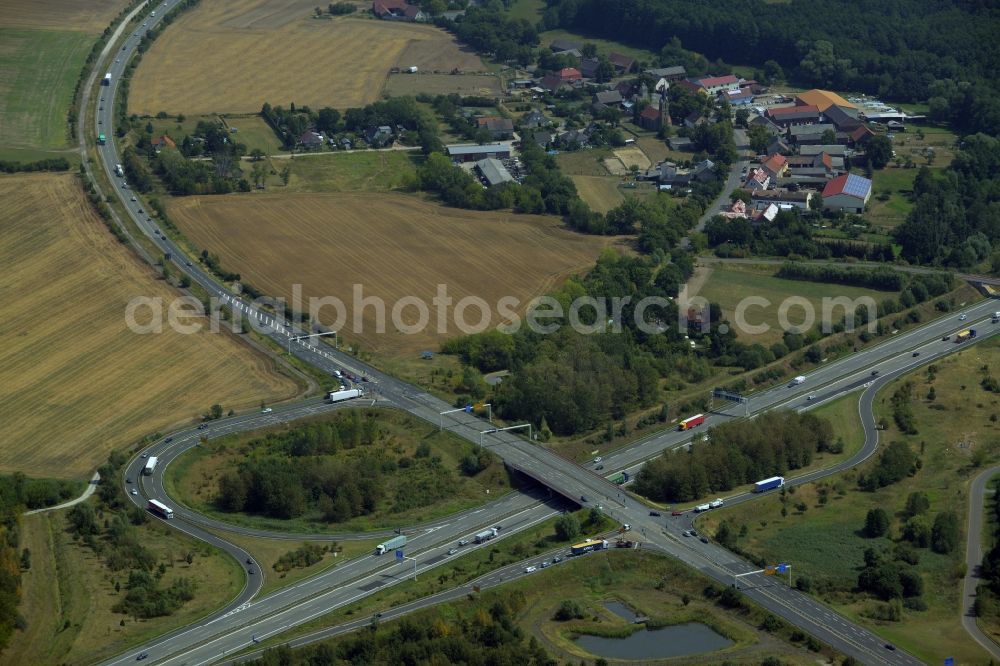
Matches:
[[613, 146, 651, 170], [131, 1, 485, 115], [0, 0, 125, 33], [169, 192, 615, 357], [570, 175, 624, 213], [0, 174, 301, 479]]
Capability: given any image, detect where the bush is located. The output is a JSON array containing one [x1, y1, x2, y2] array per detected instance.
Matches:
[[864, 508, 890, 538], [931, 511, 960, 554], [554, 514, 581, 541], [553, 599, 585, 621]]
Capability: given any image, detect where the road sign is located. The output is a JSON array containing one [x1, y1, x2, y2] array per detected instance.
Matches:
[[713, 388, 748, 404], [764, 566, 775, 575], [777, 563, 788, 573], [395, 549, 404, 561], [464, 404, 473, 413], [945, 658, 954, 666]]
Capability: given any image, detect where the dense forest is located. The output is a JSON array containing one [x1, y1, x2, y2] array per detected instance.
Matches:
[[540, 0, 1000, 135], [893, 135, 1000, 267], [633, 412, 836, 502], [214, 412, 494, 522]]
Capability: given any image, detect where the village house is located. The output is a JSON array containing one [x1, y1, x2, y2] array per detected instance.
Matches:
[[751, 188, 813, 211], [299, 130, 324, 150], [371, 0, 425, 22], [645, 65, 686, 82], [694, 74, 741, 96], [477, 116, 515, 139], [519, 110, 550, 129], [760, 153, 788, 179], [788, 123, 836, 145], [151, 135, 176, 150], [608, 52, 636, 74], [821, 173, 872, 214], [767, 105, 821, 127]]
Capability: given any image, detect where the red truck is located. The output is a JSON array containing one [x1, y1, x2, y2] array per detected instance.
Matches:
[[678, 414, 706, 431]]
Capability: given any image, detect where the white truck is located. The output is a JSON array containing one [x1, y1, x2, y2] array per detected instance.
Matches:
[[142, 456, 158, 476], [789, 375, 806, 387], [695, 503, 711, 512], [709, 498, 724, 508], [992, 311, 1000, 323], [103, 72, 112, 85], [115, 164, 124, 177], [474, 527, 499, 544], [375, 534, 406, 555], [326, 388, 362, 403]]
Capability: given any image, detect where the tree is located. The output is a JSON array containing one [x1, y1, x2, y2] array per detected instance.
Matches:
[[555, 514, 581, 541], [747, 123, 771, 154], [867, 135, 893, 169], [208, 404, 223, 420], [931, 511, 959, 554], [820, 128, 837, 144], [904, 492, 930, 518], [280, 165, 291, 185], [553, 599, 585, 620], [864, 508, 890, 537], [582, 43, 598, 58]]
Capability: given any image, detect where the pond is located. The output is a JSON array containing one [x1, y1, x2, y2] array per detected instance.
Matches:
[[575, 621, 733, 660]]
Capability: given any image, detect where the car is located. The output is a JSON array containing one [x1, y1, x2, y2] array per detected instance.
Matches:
[[185, 261, 192, 267], [100, 97, 104, 101], [131, 488, 138, 495], [136, 653, 148, 661], [197, 423, 208, 430], [494, 525, 502, 531], [593, 456, 602, 463], [141, 453, 148, 458], [165, 437, 173, 443], [871, 370, 880, 376], [595, 464, 604, 470], [682, 530, 692, 537], [524, 566, 537, 573], [580, 495, 588, 502], [246, 557, 253, 564], [261, 407, 272, 414], [884, 643, 896, 651], [248, 567, 254, 574], [541, 560, 550, 568], [126, 478, 132, 484], [458, 539, 469, 547], [98, 119, 102, 124], [700, 536, 709, 543], [447, 548, 458, 555], [671, 510, 683, 516], [806, 395, 815, 401], [130, 195, 137, 202], [912, 351, 920, 357], [99, 106, 103, 111], [942, 335, 950, 341], [690, 529, 698, 537], [959, 314, 968, 321], [649, 511, 661, 517], [115, 58, 120, 63], [552, 555, 562, 563]]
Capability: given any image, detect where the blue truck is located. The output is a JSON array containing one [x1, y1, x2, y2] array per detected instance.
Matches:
[[753, 476, 785, 493]]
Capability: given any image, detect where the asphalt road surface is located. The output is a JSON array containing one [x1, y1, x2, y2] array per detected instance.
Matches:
[[962, 464, 1000, 658]]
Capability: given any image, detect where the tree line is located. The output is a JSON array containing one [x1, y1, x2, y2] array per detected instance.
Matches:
[[0, 158, 70, 174], [540, 0, 1000, 136], [633, 412, 836, 502]]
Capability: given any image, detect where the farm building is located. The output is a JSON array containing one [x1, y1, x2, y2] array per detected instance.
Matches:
[[608, 52, 636, 73], [446, 143, 512, 162], [766, 105, 821, 127], [372, 0, 426, 21], [821, 173, 872, 214], [549, 39, 582, 53], [475, 158, 514, 187], [760, 153, 787, 179], [795, 89, 855, 113], [751, 188, 813, 211], [694, 74, 740, 96], [646, 65, 686, 81], [476, 117, 514, 139]]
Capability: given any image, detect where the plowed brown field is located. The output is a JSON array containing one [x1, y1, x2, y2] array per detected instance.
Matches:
[[168, 192, 616, 357]]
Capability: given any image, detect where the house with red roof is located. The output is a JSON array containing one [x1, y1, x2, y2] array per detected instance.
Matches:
[[760, 153, 787, 179], [372, 0, 425, 21], [822, 173, 872, 214], [695, 74, 740, 96], [558, 67, 582, 82], [151, 135, 176, 150], [638, 104, 665, 130], [766, 104, 820, 127]]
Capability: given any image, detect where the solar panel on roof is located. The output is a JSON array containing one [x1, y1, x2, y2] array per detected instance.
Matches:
[[843, 174, 870, 198]]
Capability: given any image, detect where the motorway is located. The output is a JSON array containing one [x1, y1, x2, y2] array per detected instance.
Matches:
[[89, 4, 999, 665]]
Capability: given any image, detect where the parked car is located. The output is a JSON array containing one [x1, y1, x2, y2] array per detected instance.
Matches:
[[649, 511, 661, 517]]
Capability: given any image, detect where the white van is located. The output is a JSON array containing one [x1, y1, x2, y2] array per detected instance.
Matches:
[[524, 566, 537, 573]]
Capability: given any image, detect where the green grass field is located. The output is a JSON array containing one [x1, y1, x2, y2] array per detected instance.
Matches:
[[696, 264, 895, 346], [506, 0, 544, 22], [698, 337, 1000, 664], [539, 29, 655, 63], [868, 167, 916, 229], [554, 147, 613, 176], [281, 150, 423, 192], [0, 28, 92, 156]]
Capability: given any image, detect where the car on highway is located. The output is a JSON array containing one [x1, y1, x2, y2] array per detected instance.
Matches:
[[541, 560, 550, 568], [126, 478, 132, 484], [136, 653, 148, 661], [884, 643, 896, 651], [580, 495, 588, 502], [595, 464, 604, 470], [690, 529, 698, 537], [185, 261, 192, 267], [130, 195, 136, 202], [700, 536, 709, 543], [552, 555, 562, 563], [593, 456, 602, 463], [261, 407, 272, 414], [806, 395, 815, 401], [912, 351, 920, 357], [870, 370, 879, 376], [942, 335, 950, 341], [649, 511, 661, 517], [141, 453, 148, 458], [197, 423, 208, 430], [458, 539, 469, 547], [959, 314, 968, 321], [524, 566, 537, 573], [248, 567, 254, 574], [131, 489, 138, 495], [682, 530, 692, 537], [447, 548, 458, 555], [671, 510, 683, 516]]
